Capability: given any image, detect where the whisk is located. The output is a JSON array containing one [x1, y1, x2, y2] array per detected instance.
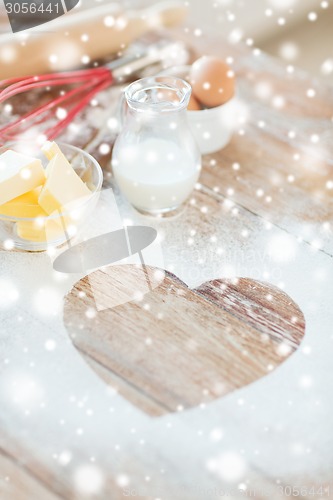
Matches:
[[0, 42, 183, 143]]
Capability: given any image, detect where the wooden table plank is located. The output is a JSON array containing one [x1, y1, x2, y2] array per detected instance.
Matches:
[[64, 265, 305, 417], [0, 452, 61, 500]]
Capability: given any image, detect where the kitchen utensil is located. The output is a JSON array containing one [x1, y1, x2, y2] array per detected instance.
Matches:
[[0, 1, 187, 79], [0, 42, 186, 142]]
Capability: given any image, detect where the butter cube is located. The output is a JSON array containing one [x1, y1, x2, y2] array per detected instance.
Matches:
[[41, 141, 63, 162], [38, 153, 91, 216], [43, 141, 94, 187], [0, 187, 44, 218], [0, 150, 46, 205]]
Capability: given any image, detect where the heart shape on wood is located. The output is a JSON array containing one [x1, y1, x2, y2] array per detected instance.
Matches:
[[64, 265, 305, 417]]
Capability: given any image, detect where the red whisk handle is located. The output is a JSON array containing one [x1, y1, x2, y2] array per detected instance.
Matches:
[[0, 66, 114, 142]]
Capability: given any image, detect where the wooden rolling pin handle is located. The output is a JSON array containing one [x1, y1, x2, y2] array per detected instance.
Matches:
[[0, 2, 188, 79]]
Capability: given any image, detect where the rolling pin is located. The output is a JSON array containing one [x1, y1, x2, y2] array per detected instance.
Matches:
[[0, 1, 187, 79]]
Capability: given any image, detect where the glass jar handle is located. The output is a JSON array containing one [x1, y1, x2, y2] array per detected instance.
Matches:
[[115, 89, 128, 133]]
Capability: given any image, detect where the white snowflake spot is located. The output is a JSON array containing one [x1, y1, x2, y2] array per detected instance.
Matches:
[[228, 29, 243, 44], [276, 342, 292, 357], [85, 308, 96, 319], [311, 134, 319, 143], [299, 375, 313, 388], [321, 59, 333, 75], [266, 233, 297, 262], [73, 465, 104, 495], [207, 452, 246, 482], [302, 346, 312, 355], [4, 104, 13, 114], [20, 168, 31, 180], [0, 45, 17, 63], [272, 95, 285, 108], [56, 107, 67, 120], [45, 340, 56, 351], [99, 143, 111, 155], [49, 54, 58, 64], [308, 12, 317, 21], [3, 239, 15, 250], [116, 474, 130, 487], [81, 55, 90, 65], [279, 42, 299, 61], [104, 16, 115, 27], [58, 450, 72, 466], [210, 428, 224, 442]]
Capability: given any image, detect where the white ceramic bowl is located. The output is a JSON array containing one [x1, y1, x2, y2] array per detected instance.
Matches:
[[159, 65, 236, 155], [0, 142, 103, 252]]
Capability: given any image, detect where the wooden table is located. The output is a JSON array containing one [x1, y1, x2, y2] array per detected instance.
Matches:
[[1, 26, 333, 500]]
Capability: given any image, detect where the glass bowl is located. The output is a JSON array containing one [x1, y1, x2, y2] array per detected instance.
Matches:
[[0, 142, 103, 252]]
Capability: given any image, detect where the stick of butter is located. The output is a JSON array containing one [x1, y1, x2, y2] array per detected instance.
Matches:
[[0, 187, 45, 218], [0, 150, 46, 205], [38, 153, 91, 216]]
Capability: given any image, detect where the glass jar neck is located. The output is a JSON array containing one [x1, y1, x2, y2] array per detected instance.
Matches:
[[125, 76, 191, 115]]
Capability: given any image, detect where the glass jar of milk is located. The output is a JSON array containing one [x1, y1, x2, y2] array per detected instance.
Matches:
[[112, 76, 201, 216]]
